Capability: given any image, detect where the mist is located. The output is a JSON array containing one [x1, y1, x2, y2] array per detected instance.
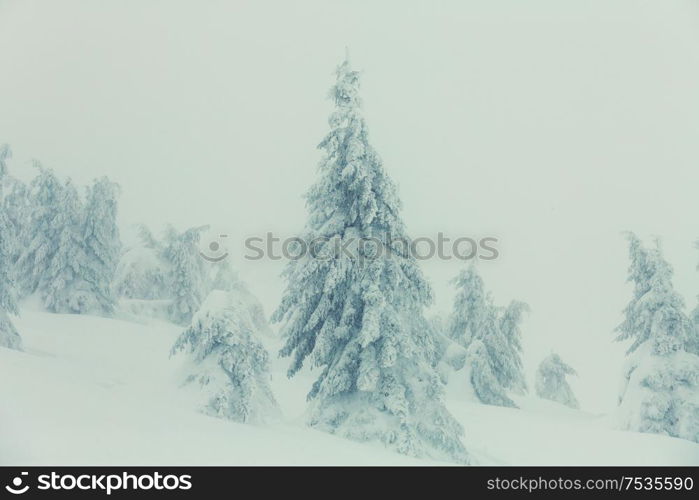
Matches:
[[2, 0, 699, 413]]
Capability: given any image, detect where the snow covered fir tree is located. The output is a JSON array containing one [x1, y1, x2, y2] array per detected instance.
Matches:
[[15, 163, 65, 297], [171, 289, 280, 424], [162, 225, 210, 325], [0, 145, 22, 350], [80, 177, 121, 314], [113, 224, 172, 302], [615, 233, 699, 443], [498, 300, 529, 394], [271, 56, 468, 463], [40, 178, 89, 313], [448, 265, 527, 407], [535, 353, 579, 409]]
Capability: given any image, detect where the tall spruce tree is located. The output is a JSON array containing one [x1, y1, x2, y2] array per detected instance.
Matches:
[[616, 234, 699, 442], [272, 56, 467, 463], [0, 145, 21, 349]]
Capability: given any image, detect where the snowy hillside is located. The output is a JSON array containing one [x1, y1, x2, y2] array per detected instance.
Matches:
[[1, 310, 697, 466]]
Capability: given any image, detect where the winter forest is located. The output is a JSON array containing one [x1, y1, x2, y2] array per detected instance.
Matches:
[[2, 1, 699, 466]]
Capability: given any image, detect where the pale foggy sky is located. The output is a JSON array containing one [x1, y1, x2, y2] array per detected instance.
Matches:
[[1, 0, 699, 413]]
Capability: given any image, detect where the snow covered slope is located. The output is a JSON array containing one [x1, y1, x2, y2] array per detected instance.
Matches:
[[1, 311, 698, 466]]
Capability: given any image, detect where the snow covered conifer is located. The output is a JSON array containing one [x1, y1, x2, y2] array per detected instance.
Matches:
[[535, 353, 579, 409], [616, 234, 699, 442], [464, 339, 514, 407], [615, 235, 692, 355], [429, 312, 467, 373], [162, 225, 209, 324], [498, 300, 529, 393], [272, 56, 467, 463], [41, 179, 92, 313], [15, 163, 64, 296], [113, 225, 171, 301], [208, 259, 273, 338], [449, 266, 519, 407], [0, 145, 22, 349], [448, 266, 489, 348], [81, 177, 121, 314], [171, 290, 280, 423], [2, 176, 30, 265]]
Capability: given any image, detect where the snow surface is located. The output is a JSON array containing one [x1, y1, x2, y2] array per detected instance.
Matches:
[[1, 310, 698, 466]]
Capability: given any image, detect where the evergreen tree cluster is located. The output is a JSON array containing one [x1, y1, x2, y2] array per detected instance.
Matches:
[[444, 265, 529, 408], [0, 146, 122, 348], [114, 224, 231, 325], [7, 53, 699, 463]]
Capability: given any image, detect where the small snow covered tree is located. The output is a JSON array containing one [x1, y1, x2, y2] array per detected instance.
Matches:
[[162, 225, 209, 325], [80, 177, 121, 314], [0, 145, 21, 350], [535, 353, 579, 409], [498, 300, 529, 394], [113, 225, 171, 301], [171, 290, 280, 423], [615, 235, 693, 355], [272, 56, 467, 463], [15, 163, 65, 296], [449, 266, 518, 407], [208, 260, 272, 337], [464, 339, 514, 407], [615, 234, 699, 442], [429, 312, 466, 373], [449, 266, 489, 348]]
